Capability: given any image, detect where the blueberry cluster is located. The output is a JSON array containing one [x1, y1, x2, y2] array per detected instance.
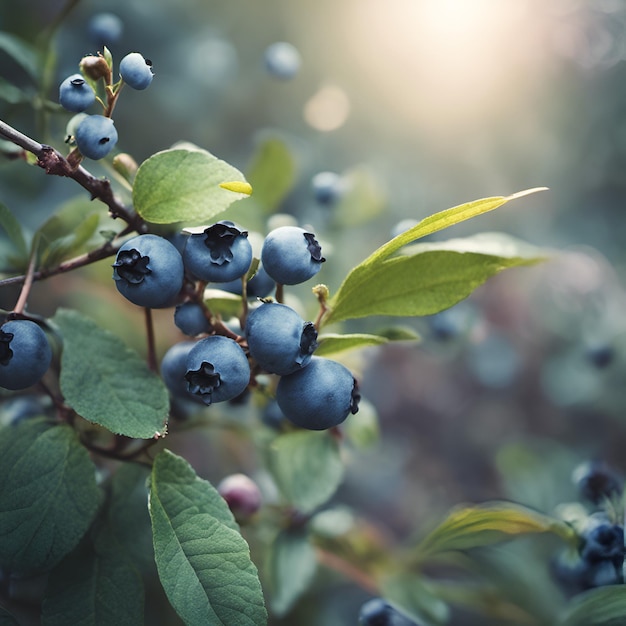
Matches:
[[58, 48, 154, 161], [358, 598, 420, 626], [112, 221, 360, 429], [552, 460, 625, 593]]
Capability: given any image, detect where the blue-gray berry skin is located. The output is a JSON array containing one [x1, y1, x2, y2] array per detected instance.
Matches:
[[160, 341, 202, 402], [263, 42, 301, 80], [358, 598, 419, 626], [119, 52, 154, 90], [311, 171, 342, 206], [219, 264, 275, 299], [74, 115, 118, 160], [183, 221, 252, 283], [112, 234, 184, 308], [276, 356, 360, 430], [0, 320, 52, 391], [245, 302, 317, 375], [261, 226, 325, 285], [59, 74, 96, 113], [87, 12, 123, 47], [174, 302, 212, 336], [185, 335, 250, 405]]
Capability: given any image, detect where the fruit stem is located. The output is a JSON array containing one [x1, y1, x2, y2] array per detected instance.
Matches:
[[275, 282, 284, 303], [12, 246, 38, 315]]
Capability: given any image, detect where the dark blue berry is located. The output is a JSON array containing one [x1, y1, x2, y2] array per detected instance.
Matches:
[[87, 12, 123, 47], [359, 598, 419, 626], [311, 171, 343, 206], [245, 302, 317, 375], [174, 302, 212, 336], [119, 52, 154, 90], [112, 234, 184, 308], [0, 320, 52, 391], [573, 460, 623, 504], [276, 356, 360, 430], [74, 115, 118, 160], [58, 74, 96, 113]]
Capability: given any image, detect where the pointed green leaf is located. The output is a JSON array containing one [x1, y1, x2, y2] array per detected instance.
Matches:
[[315, 332, 390, 356], [267, 430, 344, 513], [0, 32, 42, 82], [0, 77, 28, 104], [559, 586, 626, 626], [149, 450, 267, 626], [325, 232, 545, 324], [0, 201, 27, 267], [268, 528, 317, 616], [414, 502, 575, 561], [42, 531, 144, 626], [133, 148, 250, 225], [53, 308, 169, 439], [0, 419, 101, 572], [245, 136, 296, 213]]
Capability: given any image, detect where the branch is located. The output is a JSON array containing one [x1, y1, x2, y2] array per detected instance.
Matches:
[[0, 119, 144, 231]]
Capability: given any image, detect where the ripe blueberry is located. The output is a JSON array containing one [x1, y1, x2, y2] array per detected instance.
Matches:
[[263, 42, 301, 80], [276, 356, 360, 430], [358, 598, 419, 626], [217, 473, 262, 522], [174, 302, 212, 336], [0, 320, 52, 391], [112, 234, 184, 308], [579, 522, 624, 566], [183, 221, 253, 283], [58, 74, 96, 113], [573, 460, 623, 505], [160, 340, 205, 403], [261, 226, 325, 285], [74, 115, 118, 160], [185, 335, 250, 405], [311, 171, 343, 206], [245, 302, 317, 375], [87, 12, 123, 47], [119, 52, 154, 90]]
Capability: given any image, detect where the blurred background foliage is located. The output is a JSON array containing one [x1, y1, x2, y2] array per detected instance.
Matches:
[[2, 0, 626, 624]]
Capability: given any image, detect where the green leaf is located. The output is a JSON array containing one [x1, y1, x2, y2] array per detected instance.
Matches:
[[559, 586, 626, 626], [41, 531, 144, 626], [325, 232, 545, 324], [315, 332, 390, 356], [133, 147, 250, 225], [0, 201, 28, 264], [0, 77, 28, 104], [204, 288, 244, 319], [267, 430, 344, 513], [268, 528, 317, 616], [149, 450, 267, 626], [413, 502, 576, 561], [245, 136, 296, 213], [0, 419, 101, 572], [379, 573, 451, 626], [0, 32, 42, 82], [53, 308, 169, 439]]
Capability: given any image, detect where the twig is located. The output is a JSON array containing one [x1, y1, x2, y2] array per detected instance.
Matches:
[[0, 119, 144, 230]]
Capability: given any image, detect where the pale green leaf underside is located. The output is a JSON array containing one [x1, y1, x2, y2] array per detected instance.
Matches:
[[326, 189, 547, 324], [315, 332, 390, 356], [559, 586, 626, 626], [54, 308, 169, 439], [0, 202, 27, 259], [268, 431, 344, 513], [149, 450, 267, 626], [414, 502, 576, 560], [133, 148, 250, 225], [0, 420, 100, 572]]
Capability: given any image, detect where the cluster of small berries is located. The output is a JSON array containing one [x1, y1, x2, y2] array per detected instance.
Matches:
[[111, 222, 360, 430], [552, 460, 625, 593], [58, 50, 153, 160]]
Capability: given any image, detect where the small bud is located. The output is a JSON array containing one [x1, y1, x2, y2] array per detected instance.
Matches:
[[80, 54, 111, 82]]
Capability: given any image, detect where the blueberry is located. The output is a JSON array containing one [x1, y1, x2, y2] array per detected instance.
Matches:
[[585, 344, 615, 369], [219, 265, 275, 299], [184, 335, 250, 405], [276, 356, 360, 430], [261, 226, 325, 285], [573, 460, 623, 504], [174, 302, 212, 336], [112, 234, 184, 308], [183, 221, 253, 283], [160, 340, 204, 403], [260, 399, 286, 429], [217, 473, 262, 522], [358, 597, 419, 626], [245, 302, 317, 375], [58, 74, 96, 113], [311, 171, 343, 206], [0, 320, 52, 391], [119, 52, 154, 90], [87, 12, 123, 47], [74, 115, 118, 160], [579, 522, 624, 565], [263, 42, 301, 80]]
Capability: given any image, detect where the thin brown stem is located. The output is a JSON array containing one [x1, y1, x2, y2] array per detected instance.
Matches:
[[12, 248, 38, 314], [315, 547, 379, 595]]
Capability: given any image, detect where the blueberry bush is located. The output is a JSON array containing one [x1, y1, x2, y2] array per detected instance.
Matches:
[[0, 3, 625, 626]]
